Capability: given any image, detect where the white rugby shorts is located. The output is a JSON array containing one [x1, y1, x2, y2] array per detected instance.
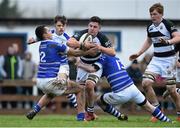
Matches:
[[146, 56, 176, 78], [36, 78, 66, 96], [103, 84, 145, 105], [76, 65, 102, 83], [176, 67, 180, 83], [58, 64, 70, 77]]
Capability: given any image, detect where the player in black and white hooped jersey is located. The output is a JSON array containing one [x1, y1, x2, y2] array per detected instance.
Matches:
[[68, 16, 116, 121], [129, 3, 180, 122]]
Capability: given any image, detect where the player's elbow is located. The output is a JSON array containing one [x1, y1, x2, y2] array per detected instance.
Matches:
[[105, 48, 116, 56], [111, 50, 116, 56]]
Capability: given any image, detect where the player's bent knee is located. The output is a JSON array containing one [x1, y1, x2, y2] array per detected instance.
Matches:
[[166, 78, 176, 86], [47, 93, 56, 99], [142, 72, 155, 88], [85, 80, 95, 90], [167, 88, 177, 96], [87, 74, 99, 85], [137, 99, 147, 106], [97, 94, 108, 111]]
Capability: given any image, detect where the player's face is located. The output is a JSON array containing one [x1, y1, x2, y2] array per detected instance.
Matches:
[[150, 9, 163, 25], [44, 27, 52, 39], [88, 22, 100, 36], [55, 21, 66, 35]]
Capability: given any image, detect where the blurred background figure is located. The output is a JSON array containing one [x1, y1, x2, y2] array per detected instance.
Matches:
[[126, 59, 142, 89], [0, 45, 22, 109], [22, 51, 37, 109]]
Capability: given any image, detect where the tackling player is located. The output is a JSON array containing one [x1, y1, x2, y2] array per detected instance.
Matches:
[[77, 54, 172, 122], [26, 25, 97, 120], [28, 16, 78, 113]]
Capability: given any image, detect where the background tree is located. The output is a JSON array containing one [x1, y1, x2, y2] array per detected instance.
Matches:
[[0, 0, 22, 18]]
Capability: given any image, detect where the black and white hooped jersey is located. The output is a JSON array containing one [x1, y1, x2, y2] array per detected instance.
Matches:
[[37, 40, 69, 78], [147, 19, 178, 57], [73, 29, 112, 64]]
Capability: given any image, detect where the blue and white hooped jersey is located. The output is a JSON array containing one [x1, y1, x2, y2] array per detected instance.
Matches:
[[37, 40, 69, 78], [51, 30, 70, 65], [51, 30, 70, 45], [96, 54, 133, 93]]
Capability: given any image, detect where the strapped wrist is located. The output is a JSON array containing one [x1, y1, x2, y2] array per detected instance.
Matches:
[[166, 40, 170, 45]]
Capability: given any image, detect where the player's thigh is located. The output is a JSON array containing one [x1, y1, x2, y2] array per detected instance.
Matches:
[[64, 80, 84, 95], [76, 68, 89, 82], [145, 57, 162, 75], [176, 67, 180, 84], [103, 89, 132, 105], [129, 84, 146, 104], [161, 57, 176, 78], [87, 68, 103, 85], [36, 78, 55, 91], [37, 78, 67, 96], [58, 64, 70, 77]]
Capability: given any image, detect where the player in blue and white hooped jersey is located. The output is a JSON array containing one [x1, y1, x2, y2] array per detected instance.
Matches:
[[26, 25, 97, 120], [51, 15, 78, 109], [78, 54, 171, 122], [28, 15, 78, 109]]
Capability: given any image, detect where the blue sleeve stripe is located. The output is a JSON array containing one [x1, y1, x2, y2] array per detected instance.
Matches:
[[63, 33, 70, 40]]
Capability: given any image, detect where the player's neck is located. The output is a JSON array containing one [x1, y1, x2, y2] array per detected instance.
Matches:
[[153, 18, 163, 27]]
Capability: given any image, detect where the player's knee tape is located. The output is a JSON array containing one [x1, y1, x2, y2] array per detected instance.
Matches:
[[137, 99, 147, 106], [166, 78, 176, 85], [47, 93, 56, 98], [143, 72, 155, 81], [100, 94, 110, 112], [87, 74, 99, 84], [100, 94, 108, 105]]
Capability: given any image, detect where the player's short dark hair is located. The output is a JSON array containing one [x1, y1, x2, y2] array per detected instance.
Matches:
[[35, 25, 46, 41], [54, 15, 67, 25], [89, 16, 102, 25], [149, 3, 164, 15]]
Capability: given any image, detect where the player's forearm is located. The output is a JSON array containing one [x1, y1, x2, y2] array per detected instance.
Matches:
[[28, 37, 37, 45], [137, 38, 152, 56], [77, 62, 96, 73], [67, 49, 87, 57], [99, 46, 116, 56], [67, 38, 80, 48], [168, 33, 180, 44]]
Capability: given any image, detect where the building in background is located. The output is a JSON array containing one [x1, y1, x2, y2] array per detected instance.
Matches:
[[0, 0, 179, 66]]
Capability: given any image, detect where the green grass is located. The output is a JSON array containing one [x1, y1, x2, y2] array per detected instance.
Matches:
[[0, 115, 179, 127]]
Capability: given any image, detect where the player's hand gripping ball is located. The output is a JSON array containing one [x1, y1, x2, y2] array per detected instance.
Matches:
[[79, 33, 93, 51]]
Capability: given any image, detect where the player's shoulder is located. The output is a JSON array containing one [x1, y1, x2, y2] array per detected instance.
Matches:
[[162, 19, 174, 27], [42, 40, 61, 47], [63, 32, 70, 40], [96, 32, 111, 47], [146, 21, 153, 30], [73, 29, 88, 39], [97, 32, 108, 40]]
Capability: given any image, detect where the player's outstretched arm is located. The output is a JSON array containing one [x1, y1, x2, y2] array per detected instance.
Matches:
[[76, 61, 97, 73], [67, 47, 98, 57], [96, 44, 116, 56], [129, 37, 152, 61], [28, 37, 37, 45]]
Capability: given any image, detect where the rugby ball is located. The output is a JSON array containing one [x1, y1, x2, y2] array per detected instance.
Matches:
[[79, 33, 93, 50], [79, 33, 93, 43]]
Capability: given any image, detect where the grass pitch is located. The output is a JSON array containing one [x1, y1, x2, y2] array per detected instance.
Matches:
[[0, 115, 179, 127]]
